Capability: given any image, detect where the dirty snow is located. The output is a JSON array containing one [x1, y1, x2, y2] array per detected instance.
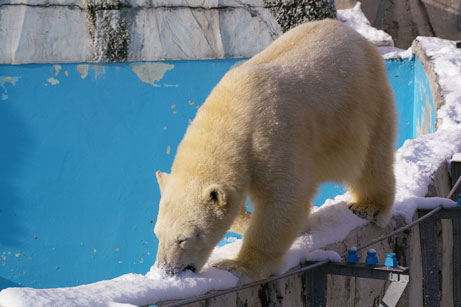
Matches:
[[453, 153, 461, 162], [416, 37, 461, 129], [337, 2, 394, 47], [1, 4, 461, 307], [378, 46, 413, 60]]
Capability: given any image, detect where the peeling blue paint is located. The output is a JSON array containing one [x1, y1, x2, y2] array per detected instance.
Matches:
[[0, 57, 435, 290], [1, 76, 21, 101]]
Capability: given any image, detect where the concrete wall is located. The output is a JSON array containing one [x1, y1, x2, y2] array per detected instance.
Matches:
[[0, 0, 281, 63], [336, 0, 461, 48]]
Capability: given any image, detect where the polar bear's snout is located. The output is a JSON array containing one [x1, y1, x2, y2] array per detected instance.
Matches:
[[160, 263, 196, 275], [154, 228, 209, 276]]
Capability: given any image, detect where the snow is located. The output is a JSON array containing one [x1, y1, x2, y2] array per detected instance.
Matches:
[[0, 269, 237, 307], [378, 46, 413, 60], [453, 153, 461, 162], [415, 37, 461, 130], [394, 130, 461, 204], [2, 4, 461, 307], [337, 2, 394, 47]]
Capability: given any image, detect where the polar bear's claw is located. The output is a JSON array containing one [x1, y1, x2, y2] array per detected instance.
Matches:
[[212, 259, 238, 271], [348, 202, 391, 227], [212, 259, 254, 284]]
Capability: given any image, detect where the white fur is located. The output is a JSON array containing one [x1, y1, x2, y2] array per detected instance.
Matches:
[[154, 19, 396, 282]]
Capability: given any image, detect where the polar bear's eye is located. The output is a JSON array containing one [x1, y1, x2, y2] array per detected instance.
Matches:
[[177, 238, 190, 248]]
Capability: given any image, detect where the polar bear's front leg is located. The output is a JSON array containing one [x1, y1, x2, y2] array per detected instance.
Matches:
[[229, 206, 252, 235], [214, 189, 310, 282]]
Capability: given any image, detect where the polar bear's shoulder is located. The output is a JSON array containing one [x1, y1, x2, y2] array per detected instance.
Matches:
[[249, 19, 372, 67]]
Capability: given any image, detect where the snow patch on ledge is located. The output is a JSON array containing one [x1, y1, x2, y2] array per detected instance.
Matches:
[[378, 46, 413, 60], [452, 153, 461, 162], [415, 37, 461, 129], [337, 2, 393, 47]]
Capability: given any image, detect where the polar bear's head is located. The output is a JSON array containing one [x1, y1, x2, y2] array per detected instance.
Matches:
[[153, 171, 236, 275]]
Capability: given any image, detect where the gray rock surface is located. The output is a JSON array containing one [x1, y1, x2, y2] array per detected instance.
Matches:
[[0, 0, 281, 63], [0, 5, 93, 63], [264, 0, 336, 32]]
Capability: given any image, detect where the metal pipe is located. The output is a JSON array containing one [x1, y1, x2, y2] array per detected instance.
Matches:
[[448, 173, 461, 199]]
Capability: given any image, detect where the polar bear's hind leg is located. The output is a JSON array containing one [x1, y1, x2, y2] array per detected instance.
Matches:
[[347, 111, 396, 227]]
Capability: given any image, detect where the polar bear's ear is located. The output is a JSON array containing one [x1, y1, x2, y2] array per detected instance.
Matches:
[[156, 171, 170, 195], [203, 184, 227, 208]]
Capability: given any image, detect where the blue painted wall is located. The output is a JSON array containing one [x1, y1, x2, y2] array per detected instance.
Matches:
[[413, 58, 436, 136], [0, 57, 435, 289]]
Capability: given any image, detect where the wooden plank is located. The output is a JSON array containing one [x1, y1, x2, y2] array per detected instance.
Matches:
[[452, 160, 461, 202], [458, 0, 461, 31], [454, 216, 461, 307], [374, 0, 388, 29], [304, 268, 326, 307], [419, 214, 441, 307]]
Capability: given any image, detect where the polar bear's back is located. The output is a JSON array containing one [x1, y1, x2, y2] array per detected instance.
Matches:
[[228, 19, 390, 121], [177, 19, 395, 185], [249, 19, 377, 71], [226, 19, 395, 183]]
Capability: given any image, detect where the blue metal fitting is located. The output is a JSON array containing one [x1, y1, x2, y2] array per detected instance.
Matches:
[[457, 194, 461, 206], [384, 253, 399, 268], [346, 247, 359, 264], [366, 249, 378, 267]]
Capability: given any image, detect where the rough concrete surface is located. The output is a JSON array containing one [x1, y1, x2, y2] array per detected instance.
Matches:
[[336, 0, 461, 48], [263, 0, 336, 32], [0, 5, 93, 63], [411, 38, 445, 130], [0, 0, 281, 63]]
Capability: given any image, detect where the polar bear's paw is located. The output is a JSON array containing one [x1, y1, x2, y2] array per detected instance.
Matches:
[[212, 259, 254, 284], [348, 202, 391, 228]]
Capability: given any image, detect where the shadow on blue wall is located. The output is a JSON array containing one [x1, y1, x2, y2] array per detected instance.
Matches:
[[0, 98, 31, 246]]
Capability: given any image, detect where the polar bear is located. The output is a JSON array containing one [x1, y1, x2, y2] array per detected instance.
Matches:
[[153, 19, 396, 282]]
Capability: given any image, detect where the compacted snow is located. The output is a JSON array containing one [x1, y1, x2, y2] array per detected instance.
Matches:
[[1, 5, 461, 307]]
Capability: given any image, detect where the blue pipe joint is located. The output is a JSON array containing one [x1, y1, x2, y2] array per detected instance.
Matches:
[[346, 248, 359, 264], [384, 253, 399, 268], [366, 249, 378, 267]]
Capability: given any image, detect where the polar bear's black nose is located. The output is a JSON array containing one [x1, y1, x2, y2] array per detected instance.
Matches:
[[163, 264, 181, 275], [183, 265, 196, 273], [163, 264, 196, 275]]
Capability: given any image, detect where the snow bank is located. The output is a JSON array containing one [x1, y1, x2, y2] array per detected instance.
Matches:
[[337, 2, 394, 47], [415, 37, 461, 130], [394, 129, 461, 204], [1, 5, 461, 307], [0, 269, 237, 307], [378, 46, 413, 60]]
